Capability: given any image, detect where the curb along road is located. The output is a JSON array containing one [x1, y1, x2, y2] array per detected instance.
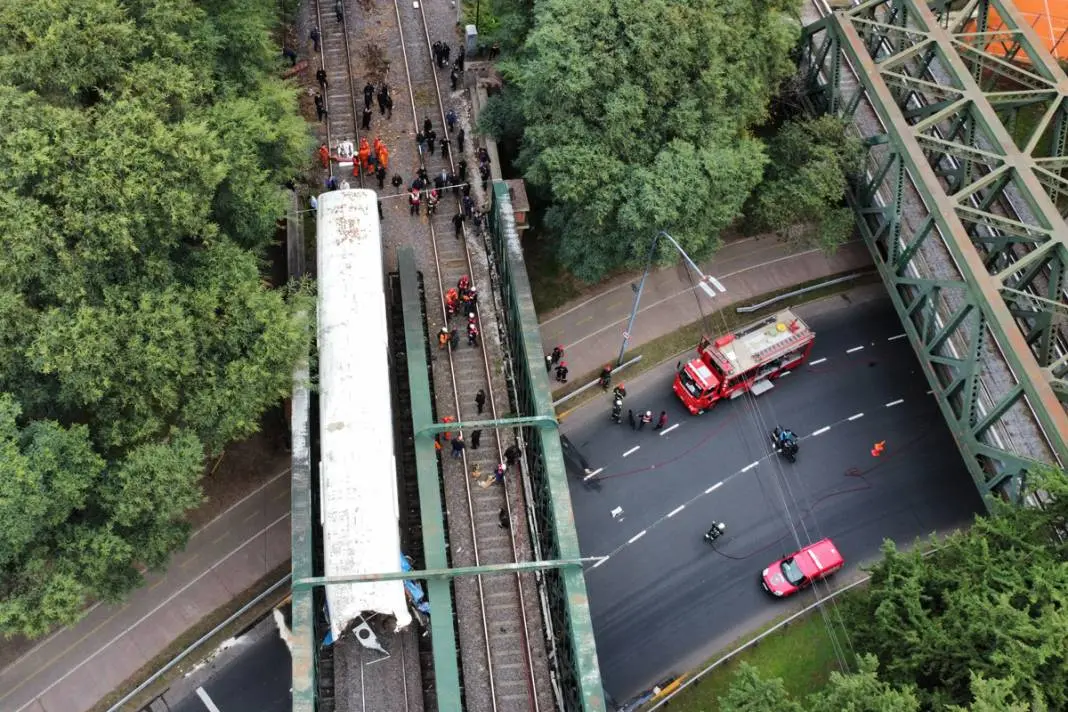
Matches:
[[538, 241, 871, 394], [540, 239, 873, 389]]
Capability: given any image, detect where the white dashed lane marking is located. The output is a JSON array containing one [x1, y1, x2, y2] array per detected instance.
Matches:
[[622, 446, 640, 457], [886, 399, 904, 407], [667, 505, 686, 518], [848, 412, 864, 421], [888, 333, 907, 341], [846, 346, 865, 354], [779, 370, 791, 377], [659, 423, 680, 436], [583, 468, 603, 481], [811, 426, 831, 436], [627, 530, 647, 545], [741, 461, 759, 472], [705, 482, 723, 494], [809, 358, 828, 365]]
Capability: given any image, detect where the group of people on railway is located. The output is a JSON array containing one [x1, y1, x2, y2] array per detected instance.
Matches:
[[436, 275, 481, 350]]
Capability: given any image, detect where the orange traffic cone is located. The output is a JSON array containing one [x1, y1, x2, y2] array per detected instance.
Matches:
[[871, 440, 886, 457]]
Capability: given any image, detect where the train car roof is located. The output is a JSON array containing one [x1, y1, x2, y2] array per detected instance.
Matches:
[[316, 189, 411, 640]]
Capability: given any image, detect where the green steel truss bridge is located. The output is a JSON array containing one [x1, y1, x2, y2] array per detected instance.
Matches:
[[800, 0, 1067, 502]]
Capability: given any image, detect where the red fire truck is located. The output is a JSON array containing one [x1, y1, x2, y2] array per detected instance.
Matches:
[[673, 309, 815, 414]]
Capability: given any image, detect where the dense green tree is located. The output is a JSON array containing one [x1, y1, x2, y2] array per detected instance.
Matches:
[[746, 115, 864, 251], [842, 467, 1068, 709], [494, 0, 800, 281], [719, 655, 1039, 712], [717, 662, 804, 712], [0, 0, 311, 636]]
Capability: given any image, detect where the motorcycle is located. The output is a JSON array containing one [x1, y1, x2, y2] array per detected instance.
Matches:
[[772, 427, 799, 463], [704, 521, 727, 543], [610, 397, 623, 423]]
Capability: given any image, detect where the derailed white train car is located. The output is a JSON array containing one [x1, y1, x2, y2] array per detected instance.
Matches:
[[316, 188, 411, 641]]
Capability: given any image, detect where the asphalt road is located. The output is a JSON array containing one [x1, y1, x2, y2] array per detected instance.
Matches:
[[166, 616, 291, 712], [562, 295, 985, 702]]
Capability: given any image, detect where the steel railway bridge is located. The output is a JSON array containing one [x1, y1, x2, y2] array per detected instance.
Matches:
[[801, 0, 1067, 501], [287, 1, 1067, 711]]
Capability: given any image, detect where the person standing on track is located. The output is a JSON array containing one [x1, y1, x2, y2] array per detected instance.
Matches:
[[361, 105, 372, 130], [314, 93, 326, 122], [452, 212, 464, 239], [318, 143, 331, 169], [451, 434, 465, 459], [375, 164, 386, 189], [363, 82, 375, 109], [316, 67, 327, 90], [423, 116, 433, 136], [475, 389, 486, 414], [445, 108, 457, 132], [310, 27, 321, 52], [427, 129, 437, 155], [377, 84, 389, 114], [409, 187, 421, 216], [335, 0, 344, 23], [471, 429, 482, 449]]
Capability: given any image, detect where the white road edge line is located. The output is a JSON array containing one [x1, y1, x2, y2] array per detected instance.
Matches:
[[622, 446, 640, 457], [846, 346, 865, 354], [627, 530, 647, 545], [197, 687, 223, 712], [591, 556, 609, 569], [582, 467, 604, 481], [741, 461, 759, 473], [705, 482, 723, 494], [659, 423, 680, 436], [667, 505, 686, 518], [809, 357, 827, 365], [848, 412, 865, 421], [886, 399, 905, 407], [888, 333, 907, 341], [14, 513, 292, 712], [812, 426, 831, 436]]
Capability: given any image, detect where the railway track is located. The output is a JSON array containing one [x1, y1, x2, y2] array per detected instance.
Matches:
[[386, 0, 553, 710], [312, 0, 364, 186]]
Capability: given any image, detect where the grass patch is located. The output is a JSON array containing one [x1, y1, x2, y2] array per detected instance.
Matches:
[[88, 563, 291, 712], [662, 614, 845, 712], [555, 269, 879, 415]]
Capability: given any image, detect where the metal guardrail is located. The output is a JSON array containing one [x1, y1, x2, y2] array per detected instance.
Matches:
[[552, 356, 644, 408], [107, 574, 292, 712], [735, 272, 866, 313]]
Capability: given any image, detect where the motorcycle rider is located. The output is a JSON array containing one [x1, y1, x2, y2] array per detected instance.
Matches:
[[610, 397, 623, 423], [612, 383, 627, 400], [774, 426, 798, 451]]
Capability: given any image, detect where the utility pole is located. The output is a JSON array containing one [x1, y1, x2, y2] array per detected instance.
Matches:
[[616, 230, 722, 366]]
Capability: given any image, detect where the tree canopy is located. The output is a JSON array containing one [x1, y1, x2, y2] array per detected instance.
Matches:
[[841, 467, 1068, 710], [492, 0, 801, 281], [0, 0, 311, 636], [720, 656, 1041, 712], [746, 115, 864, 252]]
